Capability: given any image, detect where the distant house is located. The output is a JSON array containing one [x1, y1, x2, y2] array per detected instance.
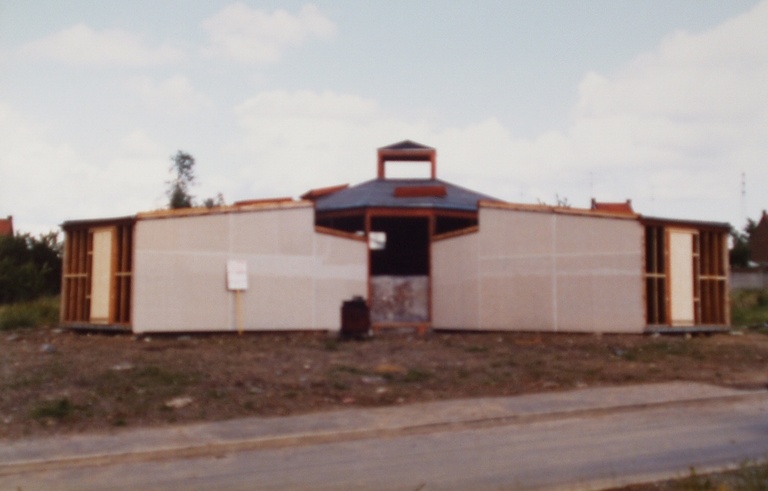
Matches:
[[60, 141, 731, 335], [591, 199, 634, 215], [749, 210, 768, 265], [0, 216, 13, 237]]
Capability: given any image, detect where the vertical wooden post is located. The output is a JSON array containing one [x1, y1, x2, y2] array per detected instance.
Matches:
[[236, 290, 243, 335]]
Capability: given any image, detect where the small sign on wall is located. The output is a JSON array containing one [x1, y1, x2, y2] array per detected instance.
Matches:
[[369, 231, 386, 250], [226, 260, 248, 291]]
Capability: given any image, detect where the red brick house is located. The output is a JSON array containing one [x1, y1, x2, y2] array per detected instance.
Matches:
[[0, 216, 13, 237], [749, 210, 768, 265]]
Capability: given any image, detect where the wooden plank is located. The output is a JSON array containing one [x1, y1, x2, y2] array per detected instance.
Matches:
[[668, 229, 695, 326], [89, 227, 114, 324]]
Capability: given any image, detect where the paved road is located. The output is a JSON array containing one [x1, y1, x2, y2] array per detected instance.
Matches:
[[3, 387, 768, 490]]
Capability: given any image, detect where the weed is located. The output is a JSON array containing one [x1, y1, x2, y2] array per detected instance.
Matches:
[[665, 460, 768, 490], [673, 467, 715, 490], [132, 366, 195, 390], [403, 368, 432, 383], [330, 365, 365, 376], [464, 345, 489, 353], [90, 365, 199, 407], [324, 338, 340, 351], [30, 398, 74, 420], [0, 296, 59, 330], [110, 411, 128, 427], [732, 459, 768, 490], [731, 289, 768, 327], [621, 340, 700, 363], [10, 362, 67, 390], [330, 380, 349, 390]]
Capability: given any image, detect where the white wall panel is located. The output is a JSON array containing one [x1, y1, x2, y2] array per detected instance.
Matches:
[[132, 206, 367, 333], [433, 206, 645, 333]]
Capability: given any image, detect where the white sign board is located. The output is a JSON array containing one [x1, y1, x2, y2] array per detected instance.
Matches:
[[369, 231, 386, 250], [226, 260, 248, 291]]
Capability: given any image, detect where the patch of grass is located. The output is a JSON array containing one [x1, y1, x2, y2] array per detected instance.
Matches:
[[329, 365, 365, 376], [456, 368, 471, 379], [674, 460, 768, 491], [30, 398, 74, 421], [622, 340, 701, 362], [0, 296, 60, 330], [329, 379, 349, 390], [10, 361, 67, 390], [91, 365, 199, 404], [403, 368, 432, 383], [731, 459, 768, 490], [327, 365, 366, 389], [731, 289, 768, 328], [464, 345, 489, 353], [618, 459, 768, 490], [672, 467, 715, 490], [132, 366, 193, 389], [323, 338, 340, 351]]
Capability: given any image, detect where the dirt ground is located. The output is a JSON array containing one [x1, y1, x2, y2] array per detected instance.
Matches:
[[1, 327, 767, 441]]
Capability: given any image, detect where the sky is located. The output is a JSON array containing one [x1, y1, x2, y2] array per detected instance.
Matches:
[[1, 1, 767, 236]]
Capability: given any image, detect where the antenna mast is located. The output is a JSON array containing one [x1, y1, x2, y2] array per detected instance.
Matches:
[[741, 172, 747, 225]]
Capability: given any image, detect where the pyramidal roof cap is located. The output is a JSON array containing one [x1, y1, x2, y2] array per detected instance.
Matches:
[[378, 140, 434, 151]]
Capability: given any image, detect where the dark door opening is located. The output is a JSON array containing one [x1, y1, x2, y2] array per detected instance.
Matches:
[[369, 216, 430, 324], [370, 216, 429, 276]]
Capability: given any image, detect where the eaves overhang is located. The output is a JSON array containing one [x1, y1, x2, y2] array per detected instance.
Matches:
[[641, 215, 731, 231], [61, 215, 136, 231], [314, 178, 502, 214]]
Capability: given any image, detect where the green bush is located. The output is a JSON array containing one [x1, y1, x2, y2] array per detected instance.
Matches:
[[731, 289, 768, 328], [30, 398, 74, 420], [0, 231, 62, 304], [0, 296, 60, 331]]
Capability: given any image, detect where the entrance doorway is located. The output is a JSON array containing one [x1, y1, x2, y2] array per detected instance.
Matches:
[[369, 216, 430, 324], [668, 229, 695, 326]]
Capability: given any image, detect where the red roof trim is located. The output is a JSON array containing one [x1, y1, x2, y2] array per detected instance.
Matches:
[[300, 184, 349, 201], [393, 185, 447, 198], [590, 199, 634, 215]]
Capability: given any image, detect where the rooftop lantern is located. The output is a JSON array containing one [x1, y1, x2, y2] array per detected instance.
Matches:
[[377, 140, 437, 180]]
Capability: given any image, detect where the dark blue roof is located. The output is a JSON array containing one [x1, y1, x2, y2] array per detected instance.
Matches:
[[314, 178, 501, 213]]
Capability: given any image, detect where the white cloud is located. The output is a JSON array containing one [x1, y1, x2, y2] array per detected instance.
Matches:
[[233, 89, 430, 196], [201, 3, 336, 63], [231, 0, 768, 226], [216, 1, 768, 224], [126, 75, 214, 114], [0, 103, 170, 233], [482, 0, 768, 221], [18, 23, 184, 65], [5, 2, 767, 233]]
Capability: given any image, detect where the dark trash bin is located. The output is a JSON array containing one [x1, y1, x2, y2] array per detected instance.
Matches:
[[341, 296, 370, 339]]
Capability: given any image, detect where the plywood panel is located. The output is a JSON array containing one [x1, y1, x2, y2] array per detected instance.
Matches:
[[437, 206, 645, 333], [669, 229, 695, 326], [432, 233, 480, 329], [478, 208, 555, 257], [480, 275, 556, 331], [90, 227, 114, 323], [132, 207, 367, 333]]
